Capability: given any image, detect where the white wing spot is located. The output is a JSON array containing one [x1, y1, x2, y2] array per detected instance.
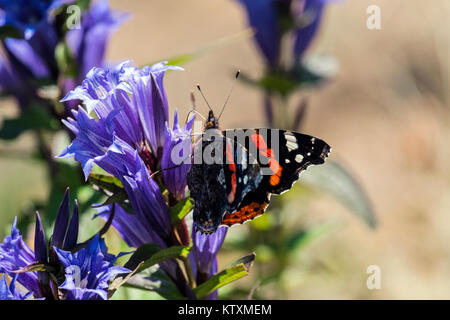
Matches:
[[218, 169, 226, 186], [243, 176, 248, 184], [286, 140, 298, 151], [307, 152, 311, 156], [295, 154, 304, 163], [285, 159, 290, 164]]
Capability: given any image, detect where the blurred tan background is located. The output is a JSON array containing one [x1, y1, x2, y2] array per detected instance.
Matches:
[[1, 0, 449, 299]]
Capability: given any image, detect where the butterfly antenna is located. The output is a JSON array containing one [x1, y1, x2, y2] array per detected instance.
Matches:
[[196, 84, 214, 112], [185, 91, 206, 123], [218, 70, 240, 121]]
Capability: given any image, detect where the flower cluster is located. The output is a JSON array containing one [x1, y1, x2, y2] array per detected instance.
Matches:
[[59, 61, 228, 298], [0, 189, 128, 300]]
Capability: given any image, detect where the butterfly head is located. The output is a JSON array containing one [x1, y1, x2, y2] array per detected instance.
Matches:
[[194, 210, 222, 235], [192, 192, 225, 234], [204, 110, 219, 130]]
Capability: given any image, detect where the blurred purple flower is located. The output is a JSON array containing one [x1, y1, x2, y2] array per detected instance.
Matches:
[[237, 0, 280, 67], [0, 0, 73, 39], [0, 275, 33, 300], [62, 0, 129, 111], [0, 0, 126, 112], [237, 0, 333, 67], [66, 1, 129, 80], [293, 0, 332, 59], [54, 235, 130, 300]]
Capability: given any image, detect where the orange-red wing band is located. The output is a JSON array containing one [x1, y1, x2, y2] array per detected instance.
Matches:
[[221, 201, 270, 227], [250, 133, 282, 186], [226, 141, 237, 203]]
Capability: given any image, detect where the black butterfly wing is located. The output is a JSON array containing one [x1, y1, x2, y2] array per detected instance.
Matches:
[[220, 128, 331, 226], [221, 136, 262, 212], [187, 132, 262, 233]]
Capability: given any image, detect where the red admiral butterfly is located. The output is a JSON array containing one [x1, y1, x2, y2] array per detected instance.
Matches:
[[187, 73, 331, 234]]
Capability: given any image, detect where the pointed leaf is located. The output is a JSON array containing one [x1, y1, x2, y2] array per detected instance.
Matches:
[[124, 244, 162, 271], [169, 197, 193, 226], [286, 222, 341, 252], [149, 28, 254, 67], [301, 160, 376, 228], [229, 252, 256, 270], [0, 105, 59, 140], [193, 263, 251, 299], [10, 262, 54, 274], [125, 244, 191, 274], [88, 173, 124, 193], [124, 266, 184, 300], [91, 189, 128, 208], [108, 262, 143, 299]]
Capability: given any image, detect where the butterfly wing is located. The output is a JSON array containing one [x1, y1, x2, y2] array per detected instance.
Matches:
[[188, 131, 262, 233], [220, 128, 331, 226], [222, 136, 262, 212]]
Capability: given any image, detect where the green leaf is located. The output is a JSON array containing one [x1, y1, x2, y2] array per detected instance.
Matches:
[[169, 197, 193, 226], [299, 53, 338, 84], [193, 263, 250, 299], [228, 252, 256, 270], [124, 243, 161, 270], [88, 173, 124, 193], [11, 262, 54, 274], [91, 189, 128, 208], [240, 71, 298, 98], [301, 160, 376, 228], [108, 262, 142, 299], [124, 265, 184, 300], [0, 26, 21, 40], [286, 222, 341, 253], [0, 105, 59, 140], [147, 28, 254, 67], [125, 244, 191, 274], [241, 54, 338, 97], [55, 41, 78, 78]]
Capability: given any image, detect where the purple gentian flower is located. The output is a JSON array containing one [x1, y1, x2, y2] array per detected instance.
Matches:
[[237, 0, 333, 67], [0, 189, 125, 300], [0, 275, 33, 300], [0, 217, 41, 297], [94, 204, 180, 284], [60, 61, 183, 174], [54, 235, 130, 300], [162, 110, 195, 201], [60, 61, 189, 203], [61, 62, 194, 293], [190, 225, 228, 299], [119, 152, 172, 242]]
